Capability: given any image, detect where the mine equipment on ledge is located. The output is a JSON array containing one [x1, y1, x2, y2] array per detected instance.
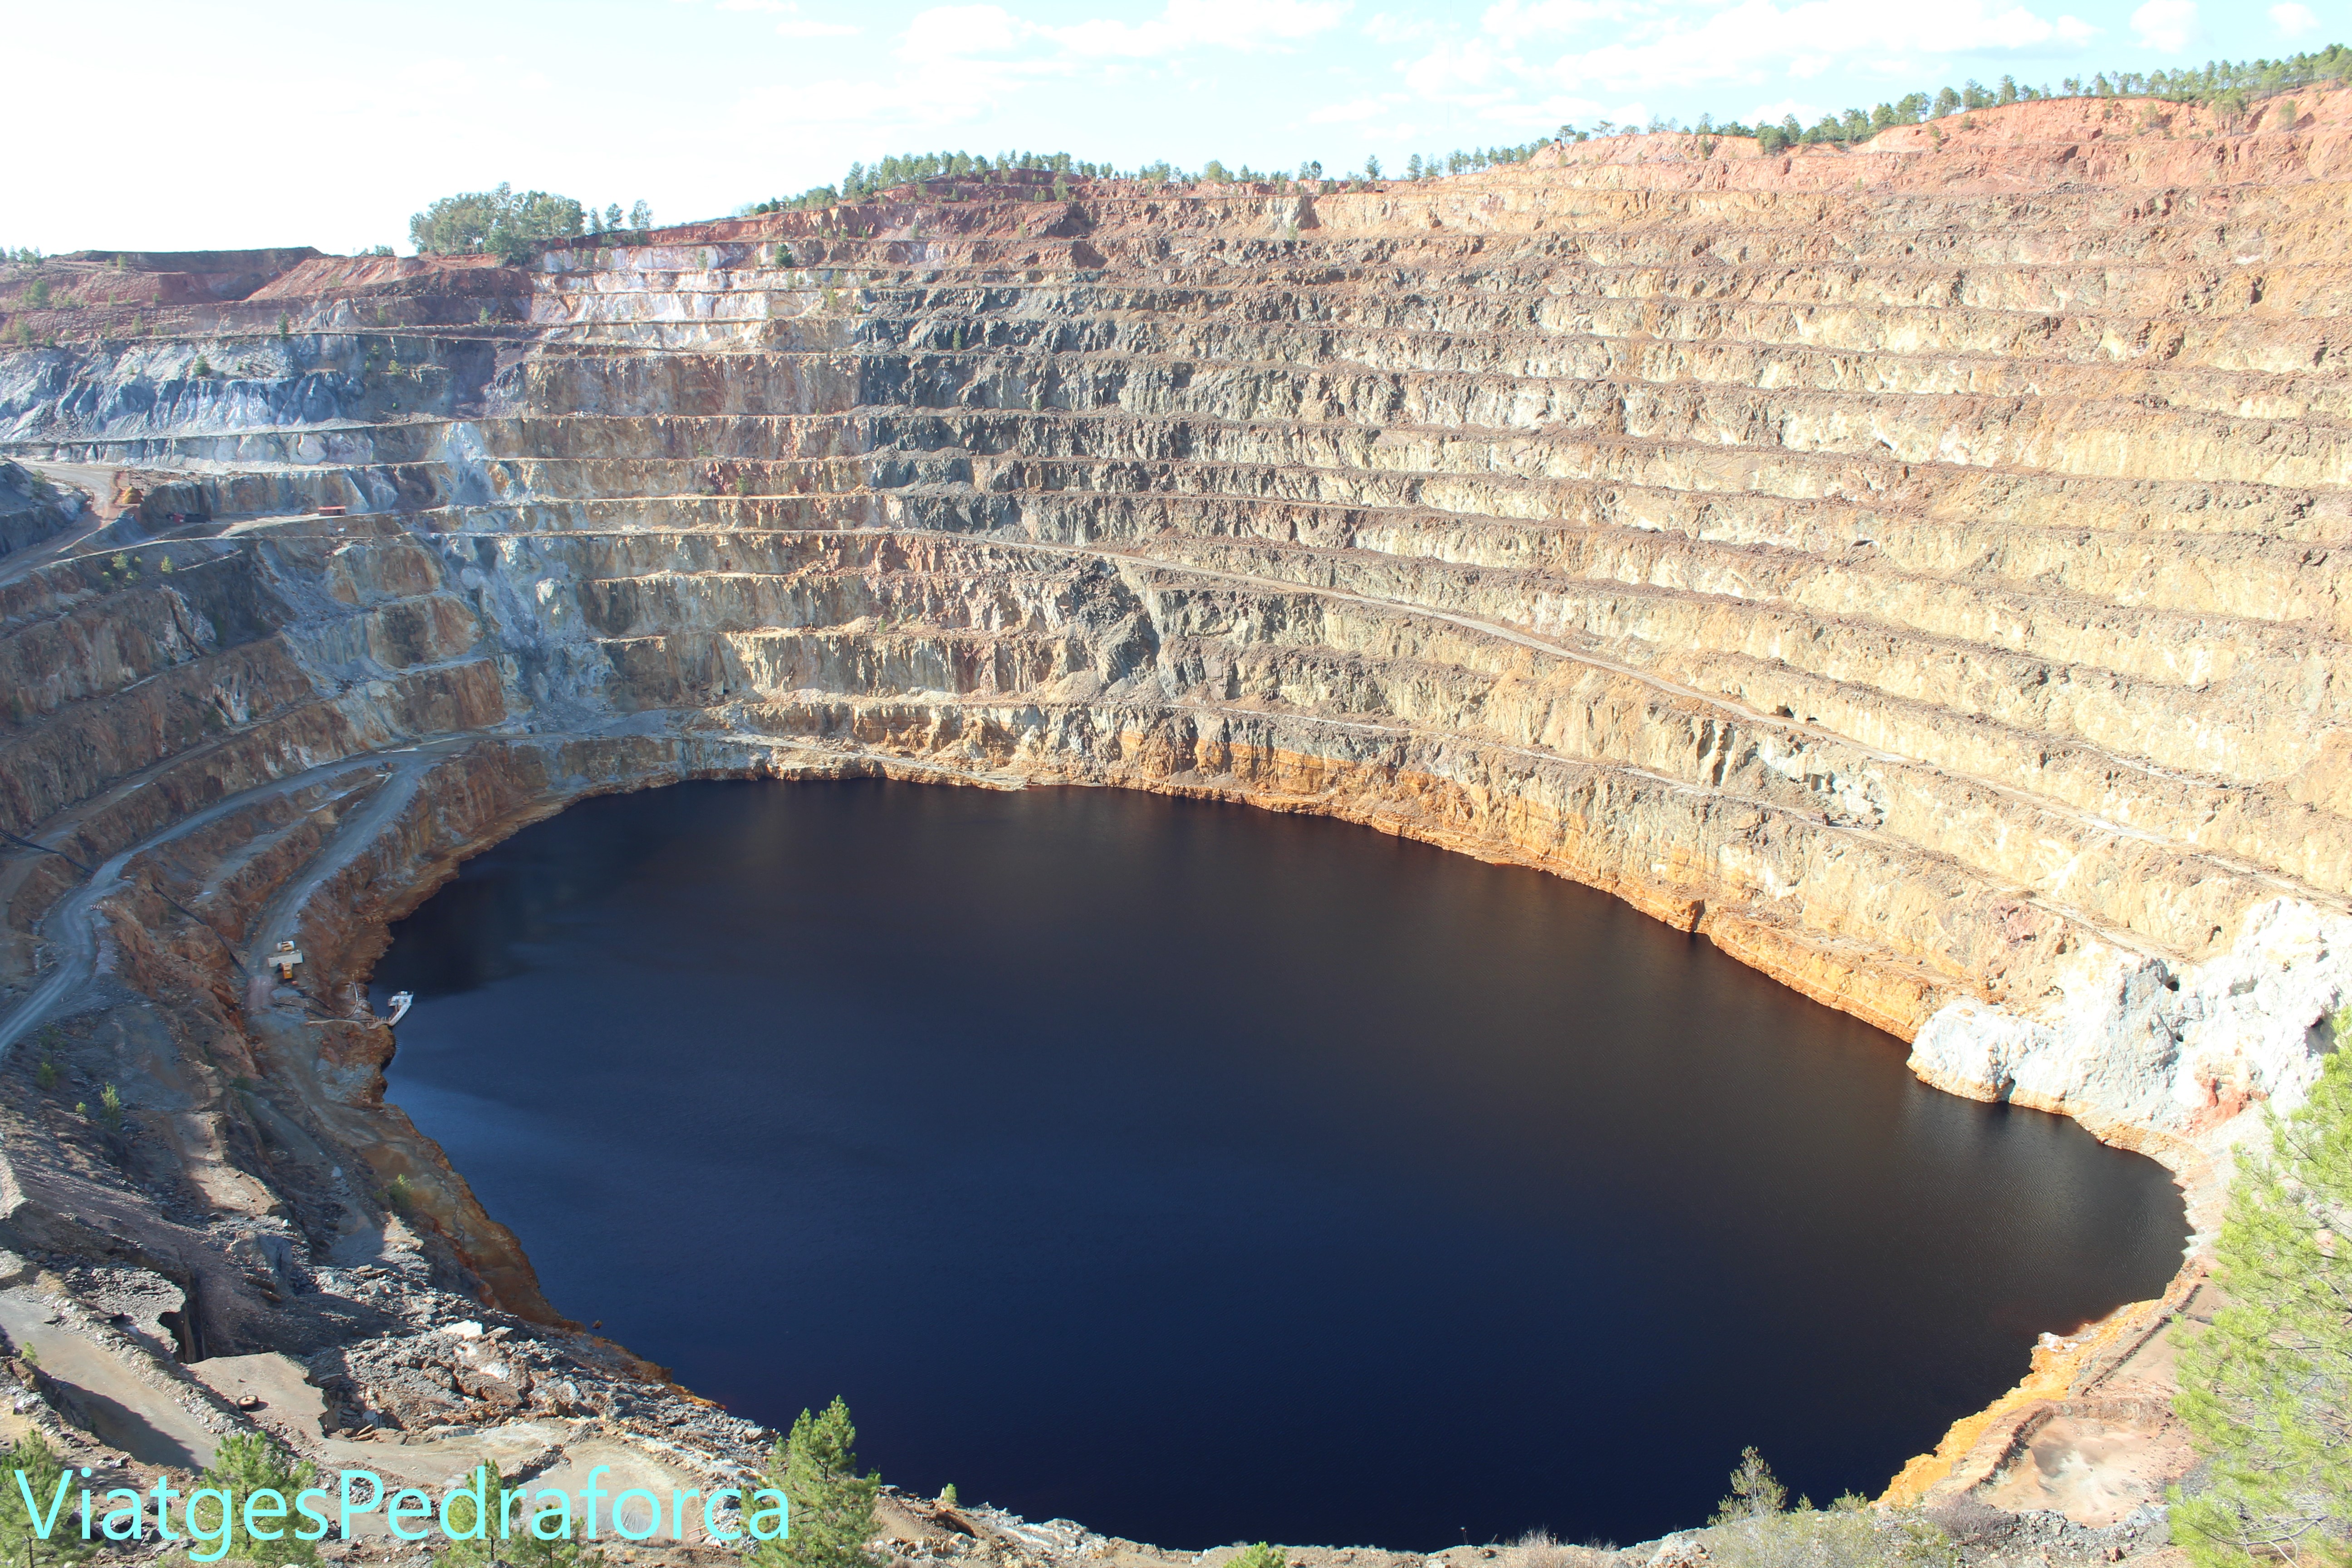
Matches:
[[270, 940, 304, 982]]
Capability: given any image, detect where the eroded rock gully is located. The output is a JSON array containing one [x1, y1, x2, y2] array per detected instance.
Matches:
[[0, 88, 2347, 1559]]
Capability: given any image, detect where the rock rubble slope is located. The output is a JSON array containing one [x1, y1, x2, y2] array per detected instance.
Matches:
[[0, 88, 2349, 1542]]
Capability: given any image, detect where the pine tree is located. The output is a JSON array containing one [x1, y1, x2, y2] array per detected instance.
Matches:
[[2173, 1047, 2352, 1568], [432, 1465, 608, 1568], [197, 1431, 321, 1565], [0, 1430, 88, 1568], [1712, 1448, 1788, 1523], [747, 1397, 881, 1568]]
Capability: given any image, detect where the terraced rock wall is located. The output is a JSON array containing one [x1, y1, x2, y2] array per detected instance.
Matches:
[[1, 87, 2350, 1530]]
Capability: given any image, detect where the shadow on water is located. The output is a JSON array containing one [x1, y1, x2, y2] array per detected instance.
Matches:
[[374, 779, 2186, 1552]]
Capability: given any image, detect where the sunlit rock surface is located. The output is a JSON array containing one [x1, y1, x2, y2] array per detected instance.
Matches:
[[1, 89, 2350, 1548]]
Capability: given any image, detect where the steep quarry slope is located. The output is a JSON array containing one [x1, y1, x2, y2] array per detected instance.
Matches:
[[0, 89, 2348, 1540]]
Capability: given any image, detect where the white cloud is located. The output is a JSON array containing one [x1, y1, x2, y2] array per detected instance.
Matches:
[[899, 0, 1343, 65], [1307, 93, 1401, 121], [2269, 1, 2320, 36], [725, 77, 902, 129], [708, 0, 860, 34], [2129, 0, 2199, 51], [1390, 0, 2102, 107], [1363, 12, 1439, 43], [1483, 0, 1637, 46], [903, 3, 1031, 57], [1401, 35, 1524, 99], [1747, 96, 1822, 124], [1047, 0, 1350, 57]]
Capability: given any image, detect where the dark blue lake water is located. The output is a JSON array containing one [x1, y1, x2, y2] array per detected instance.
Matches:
[[373, 779, 2184, 1551]]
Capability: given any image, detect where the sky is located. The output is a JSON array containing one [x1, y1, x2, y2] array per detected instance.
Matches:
[[5, 0, 2333, 255]]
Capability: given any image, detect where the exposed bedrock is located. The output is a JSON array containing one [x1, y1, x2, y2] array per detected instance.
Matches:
[[0, 87, 2349, 1539]]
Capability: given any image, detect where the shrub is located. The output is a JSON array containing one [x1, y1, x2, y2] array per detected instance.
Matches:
[[2173, 1046, 2352, 1567], [747, 1396, 881, 1568], [1705, 1451, 1954, 1568], [1500, 1532, 1586, 1568], [1711, 1504, 1952, 1568], [1227, 1547, 1286, 1568]]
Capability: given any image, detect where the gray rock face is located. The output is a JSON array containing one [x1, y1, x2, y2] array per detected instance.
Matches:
[[0, 459, 81, 558]]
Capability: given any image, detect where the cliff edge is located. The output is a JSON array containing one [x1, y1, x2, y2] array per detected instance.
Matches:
[[0, 87, 2347, 1554]]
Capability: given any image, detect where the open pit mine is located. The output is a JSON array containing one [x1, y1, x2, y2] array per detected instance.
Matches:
[[0, 87, 2347, 1568]]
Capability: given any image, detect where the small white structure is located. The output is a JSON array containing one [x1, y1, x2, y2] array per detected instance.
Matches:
[[385, 991, 414, 1026]]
